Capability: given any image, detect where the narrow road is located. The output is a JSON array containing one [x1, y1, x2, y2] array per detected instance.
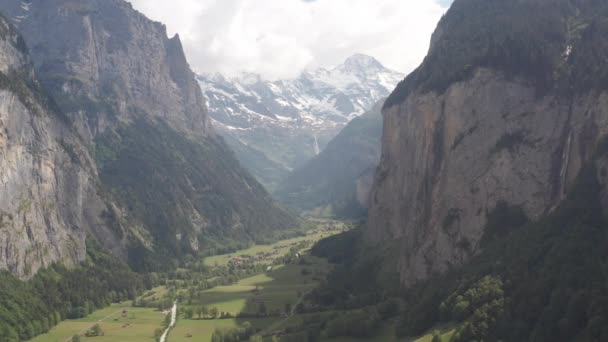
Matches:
[[159, 301, 178, 342]]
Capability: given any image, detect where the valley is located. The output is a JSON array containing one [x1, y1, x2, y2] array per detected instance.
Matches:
[[29, 219, 458, 342], [2, 0, 608, 341], [28, 221, 347, 342], [30, 304, 166, 342]]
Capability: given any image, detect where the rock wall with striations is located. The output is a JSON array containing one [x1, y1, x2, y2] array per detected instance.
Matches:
[[368, 0, 608, 286], [0, 0, 210, 141], [0, 0, 297, 272], [0, 15, 123, 278]]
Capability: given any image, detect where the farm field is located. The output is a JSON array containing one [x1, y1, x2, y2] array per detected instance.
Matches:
[[196, 262, 327, 314], [30, 303, 165, 342], [30, 221, 346, 342], [169, 318, 277, 342], [173, 256, 331, 340], [203, 220, 347, 267], [165, 221, 345, 341]]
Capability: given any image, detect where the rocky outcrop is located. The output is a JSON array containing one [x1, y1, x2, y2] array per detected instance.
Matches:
[[368, 0, 608, 286], [0, 15, 123, 278], [0, 0, 297, 272]]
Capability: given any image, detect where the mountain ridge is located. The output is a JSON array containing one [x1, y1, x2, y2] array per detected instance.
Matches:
[[197, 54, 402, 190]]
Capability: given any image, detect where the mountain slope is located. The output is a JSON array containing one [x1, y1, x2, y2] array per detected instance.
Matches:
[[368, 0, 608, 285], [298, 3, 608, 336], [306, 158, 608, 342], [275, 100, 384, 218], [0, 14, 123, 278], [198, 54, 402, 190], [0, 0, 297, 271]]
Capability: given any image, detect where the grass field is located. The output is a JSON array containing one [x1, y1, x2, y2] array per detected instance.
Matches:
[[194, 259, 328, 315], [138, 286, 169, 302], [169, 318, 278, 342], [203, 223, 346, 267], [31, 222, 345, 342], [30, 303, 165, 342], [172, 256, 331, 341]]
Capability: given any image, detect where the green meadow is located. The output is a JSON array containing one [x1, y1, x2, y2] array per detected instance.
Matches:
[[30, 303, 165, 342], [203, 224, 345, 267], [31, 222, 345, 342], [172, 256, 331, 341]]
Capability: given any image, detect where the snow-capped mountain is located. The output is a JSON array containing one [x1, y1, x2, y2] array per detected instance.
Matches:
[[197, 54, 403, 191]]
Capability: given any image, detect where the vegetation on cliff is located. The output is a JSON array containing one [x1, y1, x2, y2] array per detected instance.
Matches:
[[386, 0, 608, 109], [299, 155, 608, 341], [96, 119, 298, 271]]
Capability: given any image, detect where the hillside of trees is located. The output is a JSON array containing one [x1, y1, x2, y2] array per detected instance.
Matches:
[[0, 241, 151, 341]]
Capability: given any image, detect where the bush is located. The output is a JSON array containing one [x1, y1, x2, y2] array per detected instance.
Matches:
[[85, 324, 104, 337]]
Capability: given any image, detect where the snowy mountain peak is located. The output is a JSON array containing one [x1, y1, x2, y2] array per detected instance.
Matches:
[[339, 53, 385, 72], [239, 72, 263, 85], [196, 54, 404, 189], [198, 53, 403, 129], [200, 72, 227, 83]]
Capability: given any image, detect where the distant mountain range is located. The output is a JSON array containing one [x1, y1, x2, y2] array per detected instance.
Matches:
[[274, 100, 384, 218], [197, 54, 403, 190]]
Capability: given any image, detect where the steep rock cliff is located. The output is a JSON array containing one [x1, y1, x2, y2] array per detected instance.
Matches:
[[0, 0, 297, 271], [0, 0, 210, 140], [0, 15, 123, 278], [368, 0, 608, 286]]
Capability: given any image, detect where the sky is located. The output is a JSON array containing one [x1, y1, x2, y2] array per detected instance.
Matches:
[[128, 0, 452, 80]]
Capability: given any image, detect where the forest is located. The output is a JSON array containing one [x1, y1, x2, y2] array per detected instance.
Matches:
[[0, 241, 150, 341]]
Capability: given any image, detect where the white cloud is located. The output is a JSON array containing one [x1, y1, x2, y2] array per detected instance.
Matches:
[[128, 0, 450, 80]]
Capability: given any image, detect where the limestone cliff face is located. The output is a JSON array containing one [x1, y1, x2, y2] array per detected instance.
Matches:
[[0, 0, 296, 270], [0, 0, 210, 140], [367, 0, 608, 286], [0, 16, 123, 278]]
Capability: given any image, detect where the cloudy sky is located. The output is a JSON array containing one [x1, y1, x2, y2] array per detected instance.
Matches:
[[128, 0, 452, 80]]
